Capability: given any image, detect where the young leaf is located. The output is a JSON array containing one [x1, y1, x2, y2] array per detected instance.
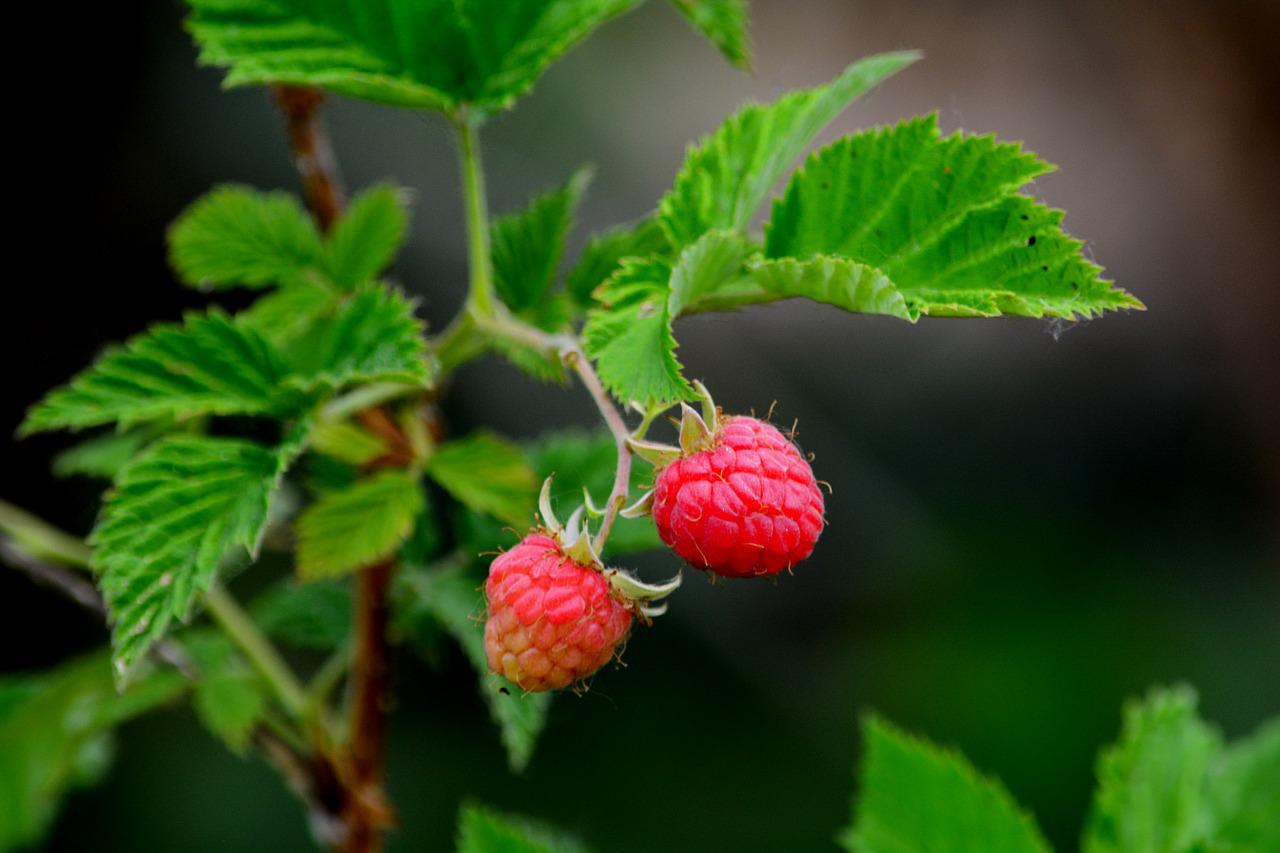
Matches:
[[183, 632, 268, 755], [168, 185, 324, 290], [426, 433, 538, 527], [493, 168, 592, 313], [93, 435, 295, 680], [565, 215, 670, 307], [251, 578, 353, 650], [1082, 686, 1222, 853], [456, 802, 592, 853], [1204, 717, 1280, 851], [295, 470, 424, 580], [20, 310, 299, 435], [0, 653, 185, 851], [324, 184, 409, 289], [582, 231, 753, 405], [52, 430, 152, 480], [394, 564, 551, 773], [844, 715, 1051, 853], [308, 419, 390, 467], [287, 283, 431, 392], [668, 0, 751, 69], [238, 278, 338, 349], [186, 0, 641, 113], [657, 51, 920, 248], [764, 115, 1143, 320]]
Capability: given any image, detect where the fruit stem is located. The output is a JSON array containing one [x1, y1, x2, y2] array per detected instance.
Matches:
[[206, 584, 310, 721]]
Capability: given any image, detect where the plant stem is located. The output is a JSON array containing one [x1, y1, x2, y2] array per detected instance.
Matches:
[[205, 584, 309, 720], [455, 113, 498, 318], [271, 85, 346, 232], [0, 498, 94, 568]]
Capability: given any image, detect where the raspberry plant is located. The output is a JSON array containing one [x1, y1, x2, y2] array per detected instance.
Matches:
[[0, 1, 1196, 850]]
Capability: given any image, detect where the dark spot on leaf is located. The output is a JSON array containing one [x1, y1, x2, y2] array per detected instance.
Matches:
[[821, 182, 829, 190], [1027, 235, 1037, 246], [1070, 282, 1078, 291], [1020, 214, 1029, 221], [1041, 265, 1049, 272], [498, 686, 510, 695]]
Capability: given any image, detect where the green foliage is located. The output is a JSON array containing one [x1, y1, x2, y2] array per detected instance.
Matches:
[[764, 115, 1142, 319], [237, 278, 336, 348], [295, 470, 424, 579], [168, 185, 324, 290], [324, 184, 409, 288], [582, 231, 752, 405], [456, 801, 591, 853], [426, 433, 538, 527], [1204, 718, 1280, 850], [658, 51, 919, 248], [92, 435, 296, 681], [308, 419, 390, 466], [395, 564, 551, 773], [668, 0, 751, 69], [565, 216, 670, 307], [51, 430, 152, 480], [183, 632, 268, 754], [20, 310, 300, 435], [251, 578, 353, 651], [0, 653, 185, 850], [185, 0, 641, 114], [843, 716, 1051, 853]]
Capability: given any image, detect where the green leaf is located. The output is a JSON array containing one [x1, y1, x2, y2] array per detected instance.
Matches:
[[183, 632, 268, 754], [582, 230, 753, 405], [251, 578, 353, 650], [324, 184, 409, 288], [186, 0, 641, 113], [168, 185, 324, 290], [456, 802, 591, 853], [764, 114, 1143, 320], [657, 51, 920, 248], [1205, 717, 1280, 851], [426, 433, 538, 527], [526, 430, 662, 556], [493, 168, 592, 313], [668, 0, 750, 69], [565, 215, 670, 307], [52, 430, 152, 480], [21, 310, 299, 435], [1083, 686, 1221, 853], [308, 419, 390, 466], [238, 278, 339, 349], [0, 652, 185, 850], [288, 282, 430, 391], [845, 716, 1051, 853], [295, 470, 424, 579], [92, 435, 295, 681], [395, 564, 551, 772]]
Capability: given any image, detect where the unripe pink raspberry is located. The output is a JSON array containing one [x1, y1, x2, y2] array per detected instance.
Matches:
[[631, 387, 825, 578], [484, 533, 632, 692]]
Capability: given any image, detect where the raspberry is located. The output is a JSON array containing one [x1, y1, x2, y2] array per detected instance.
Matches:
[[650, 415, 825, 577], [484, 533, 632, 692]]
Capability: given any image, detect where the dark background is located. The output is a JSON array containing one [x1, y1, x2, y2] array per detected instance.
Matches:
[[3, 0, 1278, 850]]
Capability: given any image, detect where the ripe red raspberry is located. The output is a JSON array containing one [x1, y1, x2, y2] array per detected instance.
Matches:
[[651, 416, 825, 577], [484, 533, 632, 692]]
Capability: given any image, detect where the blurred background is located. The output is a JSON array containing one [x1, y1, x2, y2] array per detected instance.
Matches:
[[3, 0, 1278, 849]]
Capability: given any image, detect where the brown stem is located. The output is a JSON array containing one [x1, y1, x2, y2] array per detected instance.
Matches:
[[271, 85, 346, 232]]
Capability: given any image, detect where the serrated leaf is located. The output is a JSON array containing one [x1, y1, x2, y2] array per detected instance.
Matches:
[[456, 802, 592, 853], [668, 0, 750, 69], [426, 433, 538, 527], [1204, 717, 1280, 851], [92, 435, 296, 681], [168, 185, 324, 290], [251, 578, 353, 650], [186, 0, 640, 114], [324, 184, 408, 288], [582, 231, 753, 405], [182, 632, 268, 754], [308, 419, 389, 466], [51, 430, 152, 480], [288, 282, 430, 391], [493, 168, 591, 313], [657, 51, 919, 248], [843, 716, 1051, 853], [394, 564, 550, 772], [0, 652, 185, 851], [565, 215, 670, 307], [295, 470, 424, 579], [238, 278, 339, 349], [21, 310, 300, 435], [1083, 686, 1222, 853], [764, 114, 1143, 320]]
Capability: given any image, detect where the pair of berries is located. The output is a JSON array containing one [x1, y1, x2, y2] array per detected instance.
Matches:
[[484, 383, 825, 692]]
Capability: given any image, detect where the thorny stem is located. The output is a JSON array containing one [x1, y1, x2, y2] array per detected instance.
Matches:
[[206, 584, 310, 720]]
